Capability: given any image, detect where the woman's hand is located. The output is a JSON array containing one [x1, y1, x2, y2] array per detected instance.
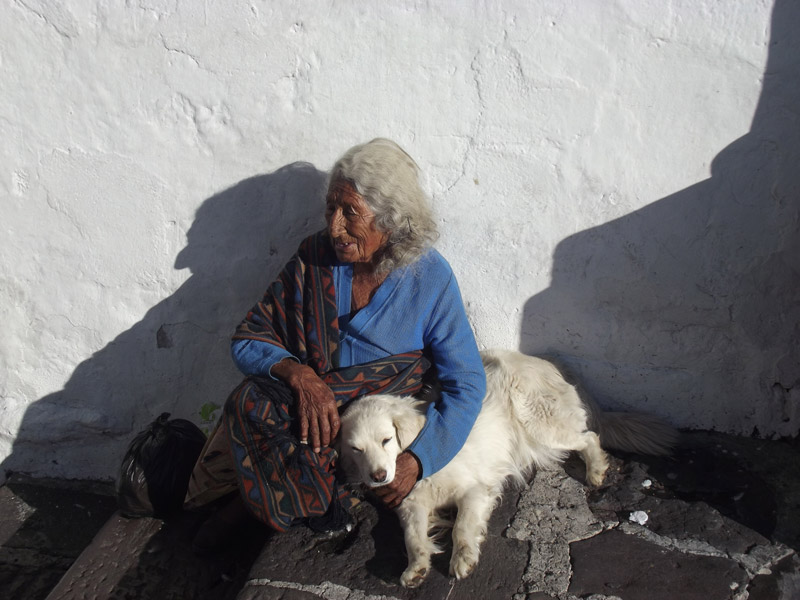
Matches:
[[374, 451, 421, 509], [272, 359, 339, 453]]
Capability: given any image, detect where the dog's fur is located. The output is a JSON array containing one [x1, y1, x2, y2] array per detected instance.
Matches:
[[339, 349, 678, 588]]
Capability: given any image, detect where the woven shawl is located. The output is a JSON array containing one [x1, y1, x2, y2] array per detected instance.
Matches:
[[233, 231, 428, 404]]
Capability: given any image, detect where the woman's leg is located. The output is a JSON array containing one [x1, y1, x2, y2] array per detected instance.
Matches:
[[223, 376, 345, 532]]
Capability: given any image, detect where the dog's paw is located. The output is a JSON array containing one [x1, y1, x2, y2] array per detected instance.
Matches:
[[400, 563, 430, 588], [449, 545, 479, 580], [586, 465, 608, 486]]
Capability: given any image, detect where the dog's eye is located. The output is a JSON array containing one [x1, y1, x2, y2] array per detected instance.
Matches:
[[382, 437, 393, 446], [351, 446, 362, 454]]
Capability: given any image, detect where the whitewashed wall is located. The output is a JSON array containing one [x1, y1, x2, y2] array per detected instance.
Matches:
[[2, 0, 798, 480]]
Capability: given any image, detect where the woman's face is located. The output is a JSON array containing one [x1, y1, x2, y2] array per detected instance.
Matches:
[[325, 179, 388, 266]]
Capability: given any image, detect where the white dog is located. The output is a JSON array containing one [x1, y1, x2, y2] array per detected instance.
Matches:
[[339, 349, 677, 588]]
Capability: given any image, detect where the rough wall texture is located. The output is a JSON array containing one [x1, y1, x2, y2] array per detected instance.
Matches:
[[1, 0, 798, 479]]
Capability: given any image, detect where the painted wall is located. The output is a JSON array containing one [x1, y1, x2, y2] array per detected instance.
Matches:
[[1, 0, 798, 480]]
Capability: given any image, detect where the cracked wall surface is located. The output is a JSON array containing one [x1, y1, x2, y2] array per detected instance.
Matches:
[[1, 0, 798, 479]]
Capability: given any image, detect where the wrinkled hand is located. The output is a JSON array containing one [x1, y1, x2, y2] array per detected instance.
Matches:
[[273, 360, 339, 453], [374, 452, 421, 509]]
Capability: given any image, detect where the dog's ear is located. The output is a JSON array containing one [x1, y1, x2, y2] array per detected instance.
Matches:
[[392, 408, 426, 450]]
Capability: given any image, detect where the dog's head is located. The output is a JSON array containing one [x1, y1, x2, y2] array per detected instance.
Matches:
[[339, 394, 426, 487]]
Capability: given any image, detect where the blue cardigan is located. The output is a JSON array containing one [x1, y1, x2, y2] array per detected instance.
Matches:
[[231, 248, 486, 477]]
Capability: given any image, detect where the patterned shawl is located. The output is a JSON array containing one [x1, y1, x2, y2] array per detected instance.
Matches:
[[233, 231, 429, 404]]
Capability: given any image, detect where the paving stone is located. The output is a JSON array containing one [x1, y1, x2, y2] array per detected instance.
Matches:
[[3, 431, 799, 600], [242, 489, 528, 600], [645, 497, 769, 554], [690, 433, 800, 551], [610, 433, 782, 542], [588, 473, 770, 556], [237, 585, 323, 600], [507, 469, 604, 598], [746, 553, 800, 600], [568, 529, 747, 600], [587, 436, 800, 549]]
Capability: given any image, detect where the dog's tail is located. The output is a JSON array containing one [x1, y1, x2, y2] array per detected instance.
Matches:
[[592, 410, 679, 456], [567, 378, 678, 456]]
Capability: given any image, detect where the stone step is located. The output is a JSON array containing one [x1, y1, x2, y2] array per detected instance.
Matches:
[[0, 475, 117, 600], [6, 430, 800, 599], [45, 511, 266, 600]]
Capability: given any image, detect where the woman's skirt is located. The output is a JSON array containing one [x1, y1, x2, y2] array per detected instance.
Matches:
[[184, 376, 354, 532]]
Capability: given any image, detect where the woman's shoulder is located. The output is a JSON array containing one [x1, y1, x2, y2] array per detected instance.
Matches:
[[391, 248, 456, 298], [409, 247, 453, 278]]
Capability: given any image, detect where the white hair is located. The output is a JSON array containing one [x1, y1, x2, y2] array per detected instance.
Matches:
[[329, 138, 439, 273]]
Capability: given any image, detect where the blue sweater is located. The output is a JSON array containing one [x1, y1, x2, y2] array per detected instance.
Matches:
[[231, 248, 486, 477]]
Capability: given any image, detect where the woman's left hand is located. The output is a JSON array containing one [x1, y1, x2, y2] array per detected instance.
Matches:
[[374, 451, 420, 509]]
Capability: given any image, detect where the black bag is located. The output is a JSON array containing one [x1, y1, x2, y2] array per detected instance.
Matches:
[[116, 412, 206, 518]]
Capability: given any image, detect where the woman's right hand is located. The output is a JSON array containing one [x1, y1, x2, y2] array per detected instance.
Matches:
[[271, 359, 339, 453]]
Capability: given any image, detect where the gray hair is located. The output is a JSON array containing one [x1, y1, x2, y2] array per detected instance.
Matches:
[[329, 138, 439, 273]]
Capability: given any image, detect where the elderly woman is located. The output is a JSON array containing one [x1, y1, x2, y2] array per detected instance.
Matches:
[[188, 138, 486, 550]]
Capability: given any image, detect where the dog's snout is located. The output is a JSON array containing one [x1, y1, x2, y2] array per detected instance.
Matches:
[[370, 469, 388, 483]]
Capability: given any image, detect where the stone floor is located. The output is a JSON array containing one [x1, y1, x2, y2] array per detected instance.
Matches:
[[0, 477, 118, 600], [2, 430, 799, 600]]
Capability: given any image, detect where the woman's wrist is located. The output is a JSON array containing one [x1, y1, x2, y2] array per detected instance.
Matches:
[[271, 358, 307, 381], [401, 451, 423, 481]]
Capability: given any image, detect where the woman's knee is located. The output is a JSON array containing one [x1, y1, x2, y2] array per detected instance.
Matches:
[[223, 376, 293, 424], [223, 378, 255, 420]]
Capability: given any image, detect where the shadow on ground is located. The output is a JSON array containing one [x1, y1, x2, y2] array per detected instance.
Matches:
[[0, 477, 117, 600]]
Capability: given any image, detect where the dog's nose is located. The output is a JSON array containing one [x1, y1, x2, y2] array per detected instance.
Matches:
[[370, 469, 387, 483]]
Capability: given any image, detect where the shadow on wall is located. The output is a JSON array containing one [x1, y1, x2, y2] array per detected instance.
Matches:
[[2, 162, 328, 479], [520, 0, 799, 436]]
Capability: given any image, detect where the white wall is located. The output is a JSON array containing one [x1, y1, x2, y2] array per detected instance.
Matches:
[[2, 0, 798, 480]]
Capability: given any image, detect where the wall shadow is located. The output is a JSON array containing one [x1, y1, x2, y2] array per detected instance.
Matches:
[[2, 162, 328, 479], [520, 0, 799, 435]]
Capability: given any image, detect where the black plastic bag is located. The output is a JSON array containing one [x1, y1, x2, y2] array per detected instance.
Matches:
[[116, 412, 206, 518]]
